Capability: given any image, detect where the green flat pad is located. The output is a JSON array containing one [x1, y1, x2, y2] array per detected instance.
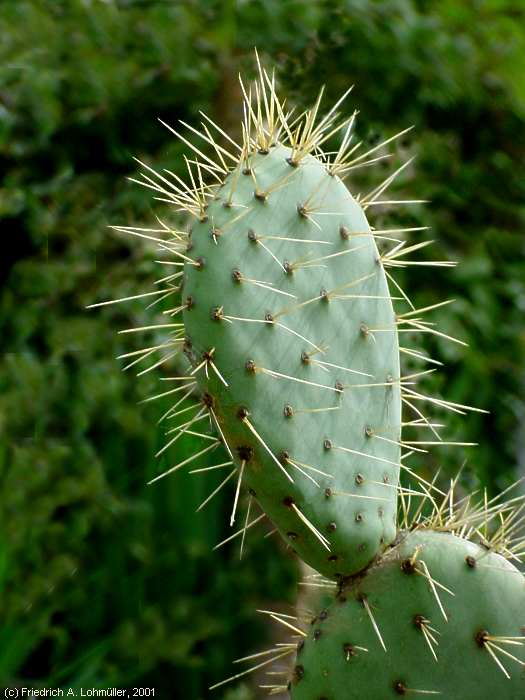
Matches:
[[183, 144, 401, 577], [292, 530, 525, 698]]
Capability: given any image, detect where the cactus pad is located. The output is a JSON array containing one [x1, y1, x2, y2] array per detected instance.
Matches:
[[181, 136, 402, 577], [92, 55, 479, 579], [291, 529, 525, 698]]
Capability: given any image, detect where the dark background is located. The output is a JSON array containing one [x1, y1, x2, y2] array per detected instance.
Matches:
[[2, 0, 525, 697]]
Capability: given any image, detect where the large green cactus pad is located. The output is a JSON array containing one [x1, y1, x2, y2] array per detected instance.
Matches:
[[98, 59, 473, 578], [182, 142, 401, 578], [291, 530, 525, 698], [99, 56, 475, 583]]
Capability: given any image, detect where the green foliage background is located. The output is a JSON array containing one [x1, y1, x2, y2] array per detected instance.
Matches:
[[1, 0, 524, 697]]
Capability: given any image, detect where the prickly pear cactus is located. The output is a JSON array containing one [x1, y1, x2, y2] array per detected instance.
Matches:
[[290, 529, 525, 699], [91, 51, 522, 700]]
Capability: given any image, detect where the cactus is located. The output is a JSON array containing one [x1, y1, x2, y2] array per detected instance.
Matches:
[[89, 52, 524, 698], [222, 482, 525, 698]]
